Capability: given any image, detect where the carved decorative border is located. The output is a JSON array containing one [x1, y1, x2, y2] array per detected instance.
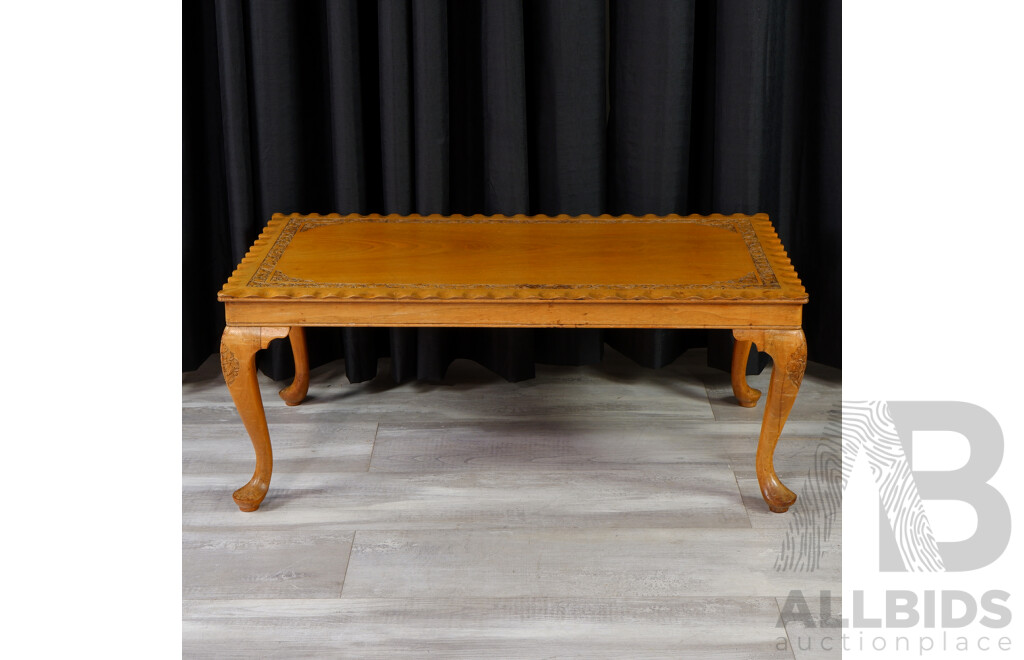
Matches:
[[220, 346, 239, 385], [787, 347, 808, 387], [247, 216, 781, 292]]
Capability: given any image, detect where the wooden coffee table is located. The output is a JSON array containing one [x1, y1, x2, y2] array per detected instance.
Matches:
[[218, 213, 808, 513]]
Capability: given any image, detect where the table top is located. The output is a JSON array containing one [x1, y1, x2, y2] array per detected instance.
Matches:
[[219, 213, 807, 304]]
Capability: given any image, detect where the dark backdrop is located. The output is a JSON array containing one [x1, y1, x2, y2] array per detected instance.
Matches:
[[184, 0, 840, 382]]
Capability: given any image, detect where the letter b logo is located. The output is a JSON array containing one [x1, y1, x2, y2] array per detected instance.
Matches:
[[844, 402, 1011, 571]]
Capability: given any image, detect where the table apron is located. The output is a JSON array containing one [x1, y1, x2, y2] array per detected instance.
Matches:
[[224, 300, 803, 329]]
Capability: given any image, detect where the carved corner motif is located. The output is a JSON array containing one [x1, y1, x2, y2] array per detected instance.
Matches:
[[247, 218, 306, 287], [734, 271, 760, 286], [221, 346, 240, 385], [703, 218, 740, 233], [268, 270, 316, 286]]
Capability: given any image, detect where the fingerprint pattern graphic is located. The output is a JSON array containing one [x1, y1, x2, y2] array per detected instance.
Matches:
[[773, 410, 842, 572], [841, 401, 944, 572]]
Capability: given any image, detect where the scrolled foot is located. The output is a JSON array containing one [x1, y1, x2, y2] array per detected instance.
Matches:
[[233, 477, 270, 512], [762, 473, 798, 513], [736, 391, 761, 408]]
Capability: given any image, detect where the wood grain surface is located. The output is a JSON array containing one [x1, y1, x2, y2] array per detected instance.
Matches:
[[219, 213, 807, 303], [183, 597, 797, 659], [184, 348, 841, 657]]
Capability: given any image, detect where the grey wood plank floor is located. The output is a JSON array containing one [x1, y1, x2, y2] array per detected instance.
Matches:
[[183, 346, 841, 658]]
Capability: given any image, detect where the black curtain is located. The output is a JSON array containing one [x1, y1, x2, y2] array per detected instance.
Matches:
[[183, 0, 840, 382]]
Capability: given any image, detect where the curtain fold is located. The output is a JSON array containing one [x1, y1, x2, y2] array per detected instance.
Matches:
[[525, 0, 607, 365], [411, 0, 450, 214], [183, 0, 841, 379], [480, 0, 531, 214], [604, 0, 701, 367]]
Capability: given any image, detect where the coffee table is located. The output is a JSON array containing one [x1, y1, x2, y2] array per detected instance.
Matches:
[[218, 213, 808, 513]]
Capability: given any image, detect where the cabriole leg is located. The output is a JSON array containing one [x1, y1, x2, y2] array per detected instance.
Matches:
[[730, 338, 761, 407], [278, 327, 309, 406], [733, 328, 807, 513], [220, 325, 290, 512]]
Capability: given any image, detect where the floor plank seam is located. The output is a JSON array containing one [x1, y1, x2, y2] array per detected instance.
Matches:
[[774, 596, 799, 660], [366, 421, 380, 472], [702, 376, 723, 423], [731, 465, 755, 528], [339, 530, 356, 598]]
